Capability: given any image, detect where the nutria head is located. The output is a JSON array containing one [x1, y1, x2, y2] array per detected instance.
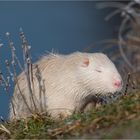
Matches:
[[78, 53, 123, 96]]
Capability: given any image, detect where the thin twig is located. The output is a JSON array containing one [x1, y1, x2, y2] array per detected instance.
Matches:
[[0, 124, 11, 135], [124, 73, 131, 95], [19, 28, 38, 112], [5, 32, 33, 115], [35, 64, 43, 112]]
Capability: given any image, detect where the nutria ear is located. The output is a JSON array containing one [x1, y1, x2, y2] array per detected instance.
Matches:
[[81, 58, 89, 67]]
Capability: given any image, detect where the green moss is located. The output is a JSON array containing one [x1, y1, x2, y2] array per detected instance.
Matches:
[[0, 90, 140, 139]]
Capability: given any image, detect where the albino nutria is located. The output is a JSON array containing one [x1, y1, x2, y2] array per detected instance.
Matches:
[[9, 52, 123, 120]]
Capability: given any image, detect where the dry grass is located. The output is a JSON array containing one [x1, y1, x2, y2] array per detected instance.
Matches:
[[0, 89, 140, 139]]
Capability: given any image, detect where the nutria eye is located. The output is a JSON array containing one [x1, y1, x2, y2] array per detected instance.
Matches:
[[95, 69, 102, 73]]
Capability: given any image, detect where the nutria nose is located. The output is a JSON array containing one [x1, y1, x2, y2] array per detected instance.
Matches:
[[114, 80, 122, 88]]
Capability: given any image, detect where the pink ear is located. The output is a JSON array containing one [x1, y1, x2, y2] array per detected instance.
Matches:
[[81, 58, 89, 67]]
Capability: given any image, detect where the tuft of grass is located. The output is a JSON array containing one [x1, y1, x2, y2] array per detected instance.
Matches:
[[0, 90, 140, 139]]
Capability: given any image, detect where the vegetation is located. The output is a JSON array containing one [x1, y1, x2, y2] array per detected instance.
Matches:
[[0, 89, 140, 139]]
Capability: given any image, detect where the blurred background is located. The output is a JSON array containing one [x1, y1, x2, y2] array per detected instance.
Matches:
[[0, 1, 126, 119]]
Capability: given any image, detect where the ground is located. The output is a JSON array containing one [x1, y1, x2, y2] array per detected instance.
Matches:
[[0, 90, 140, 139]]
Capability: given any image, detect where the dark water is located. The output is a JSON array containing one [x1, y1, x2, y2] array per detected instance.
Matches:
[[0, 1, 120, 119]]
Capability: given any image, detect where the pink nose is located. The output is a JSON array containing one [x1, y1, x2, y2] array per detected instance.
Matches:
[[114, 80, 122, 88]]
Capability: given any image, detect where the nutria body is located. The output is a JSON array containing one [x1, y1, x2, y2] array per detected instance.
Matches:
[[9, 52, 123, 120]]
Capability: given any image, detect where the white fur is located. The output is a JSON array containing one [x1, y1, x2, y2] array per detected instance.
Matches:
[[9, 52, 122, 120]]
